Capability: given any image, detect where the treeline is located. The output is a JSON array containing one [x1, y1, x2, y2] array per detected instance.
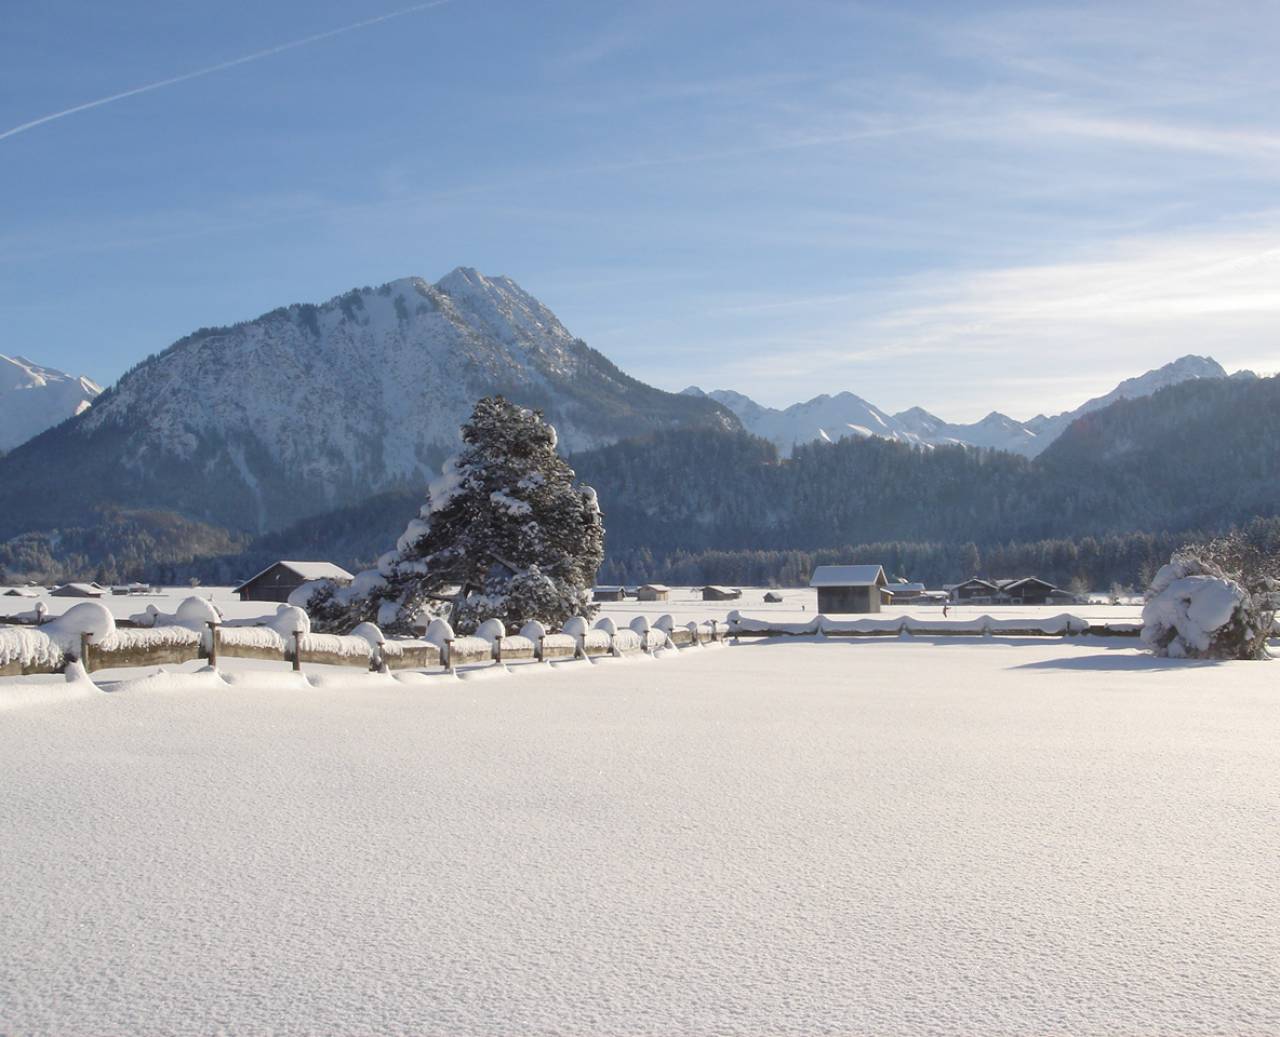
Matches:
[[573, 375, 1280, 554], [0, 509, 247, 586], [598, 529, 1208, 592]]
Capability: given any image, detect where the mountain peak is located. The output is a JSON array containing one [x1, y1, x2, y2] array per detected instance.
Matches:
[[0, 270, 736, 536], [0, 353, 102, 451]]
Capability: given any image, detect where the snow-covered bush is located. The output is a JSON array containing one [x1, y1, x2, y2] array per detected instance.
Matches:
[[306, 397, 604, 635], [128, 596, 223, 631], [1141, 553, 1270, 660]]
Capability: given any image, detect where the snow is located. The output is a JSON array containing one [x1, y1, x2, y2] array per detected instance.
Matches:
[[703, 354, 1237, 458], [489, 489, 532, 515], [0, 625, 62, 672], [236, 561, 354, 590], [809, 564, 885, 587], [1142, 559, 1249, 657], [1, 639, 1278, 1034], [0, 353, 101, 452]]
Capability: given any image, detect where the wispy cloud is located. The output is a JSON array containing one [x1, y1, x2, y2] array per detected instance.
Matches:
[[0, 0, 452, 143], [666, 219, 1280, 419]]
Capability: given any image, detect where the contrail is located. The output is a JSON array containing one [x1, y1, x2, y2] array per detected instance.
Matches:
[[0, 0, 451, 143]]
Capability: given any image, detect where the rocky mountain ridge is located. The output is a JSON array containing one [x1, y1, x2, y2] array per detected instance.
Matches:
[[685, 355, 1245, 457]]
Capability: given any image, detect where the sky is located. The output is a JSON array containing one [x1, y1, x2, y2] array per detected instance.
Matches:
[[2, 0, 1278, 422]]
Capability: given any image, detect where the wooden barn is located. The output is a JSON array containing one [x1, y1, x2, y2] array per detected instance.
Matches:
[[701, 585, 742, 602], [809, 565, 889, 614], [763, 591, 784, 603], [887, 581, 927, 603], [997, 577, 1059, 605], [637, 584, 670, 602], [592, 586, 625, 602], [233, 561, 354, 604], [51, 582, 105, 598], [948, 578, 1000, 603]]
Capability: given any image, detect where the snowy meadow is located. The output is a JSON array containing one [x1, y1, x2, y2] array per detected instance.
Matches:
[[2, 593, 1278, 1035]]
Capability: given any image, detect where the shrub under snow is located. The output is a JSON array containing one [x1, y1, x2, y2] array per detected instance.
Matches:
[[1141, 554, 1269, 660]]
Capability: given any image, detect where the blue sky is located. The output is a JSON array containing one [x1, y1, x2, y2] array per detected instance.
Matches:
[[3, 0, 1278, 420]]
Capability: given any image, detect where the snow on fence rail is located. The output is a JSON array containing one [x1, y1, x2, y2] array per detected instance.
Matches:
[[726, 611, 1142, 639], [0, 609, 727, 677]]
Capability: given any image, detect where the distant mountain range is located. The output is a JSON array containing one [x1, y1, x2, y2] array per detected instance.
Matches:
[[684, 354, 1249, 457], [0, 354, 101, 453], [2, 268, 1276, 589], [0, 269, 736, 538]]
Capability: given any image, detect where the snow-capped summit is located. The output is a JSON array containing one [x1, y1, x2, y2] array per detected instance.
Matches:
[[698, 354, 1238, 457], [0, 270, 736, 537], [0, 354, 101, 452], [684, 386, 927, 454], [1024, 355, 1229, 444]]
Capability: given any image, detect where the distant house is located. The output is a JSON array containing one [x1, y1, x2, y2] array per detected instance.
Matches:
[[997, 577, 1059, 605], [637, 584, 670, 602], [702, 586, 742, 602], [233, 560, 354, 603], [887, 581, 927, 603], [949, 578, 1000, 603], [51, 582, 105, 598], [593, 586, 625, 602], [809, 565, 889, 614], [763, 591, 784, 603]]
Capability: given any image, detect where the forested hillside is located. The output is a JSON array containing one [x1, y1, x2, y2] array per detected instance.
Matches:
[[5, 374, 1277, 591]]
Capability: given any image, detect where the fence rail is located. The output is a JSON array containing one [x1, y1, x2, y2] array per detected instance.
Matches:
[[727, 612, 1142, 639], [1, 617, 726, 677]]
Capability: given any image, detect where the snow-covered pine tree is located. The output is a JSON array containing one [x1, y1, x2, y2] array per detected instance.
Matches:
[[304, 396, 604, 635]]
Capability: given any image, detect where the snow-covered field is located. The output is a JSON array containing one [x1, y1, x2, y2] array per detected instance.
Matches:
[[2, 636, 1277, 1035], [0, 583, 1147, 630]]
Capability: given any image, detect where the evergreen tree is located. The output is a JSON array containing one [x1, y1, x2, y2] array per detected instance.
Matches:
[[306, 397, 604, 634]]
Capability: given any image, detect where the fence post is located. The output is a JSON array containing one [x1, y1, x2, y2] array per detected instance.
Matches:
[[207, 621, 220, 668], [494, 637, 503, 665], [292, 630, 304, 672], [79, 631, 92, 673], [537, 635, 546, 663], [444, 637, 455, 674], [711, 619, 719, 643]]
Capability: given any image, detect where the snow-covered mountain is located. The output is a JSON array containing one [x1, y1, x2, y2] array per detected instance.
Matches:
[[0, 354, 101, 452], [687, 355, 1239, 458], [0, 269, 736, 537]]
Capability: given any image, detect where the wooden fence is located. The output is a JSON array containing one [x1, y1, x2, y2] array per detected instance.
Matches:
[[726, 613, 1142, 639], [1, 619, 726, 677]]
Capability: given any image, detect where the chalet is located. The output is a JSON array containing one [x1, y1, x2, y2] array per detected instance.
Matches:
[[51, 582, 106, 598], [702, 586, 742, 602], [637, 584, 670, 602], [233, 560, 354, 604], [592, 586, 625, 602], [948, 578, 1000, 603], [887, 581, 927, 603], [809, 564, 889, 614], [996, 577, 1059, 605]]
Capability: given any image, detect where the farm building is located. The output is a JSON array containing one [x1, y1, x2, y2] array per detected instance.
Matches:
[[886, 581, 927, 603], [592, 586, 625, 602], [702, 586, 742, 601], [637, 584, 670, 602], [948, 578, 1000, 603], [763, 591, 784, 603], [51, 583, 105, 598], [996, 577, 1060, 605], [233, 561, 354, 603], [809, 565, 889, 614]]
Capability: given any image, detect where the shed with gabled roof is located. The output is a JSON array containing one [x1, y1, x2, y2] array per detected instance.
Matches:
[[233, 560, 355, 603], [809, 564, 888, 614]]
